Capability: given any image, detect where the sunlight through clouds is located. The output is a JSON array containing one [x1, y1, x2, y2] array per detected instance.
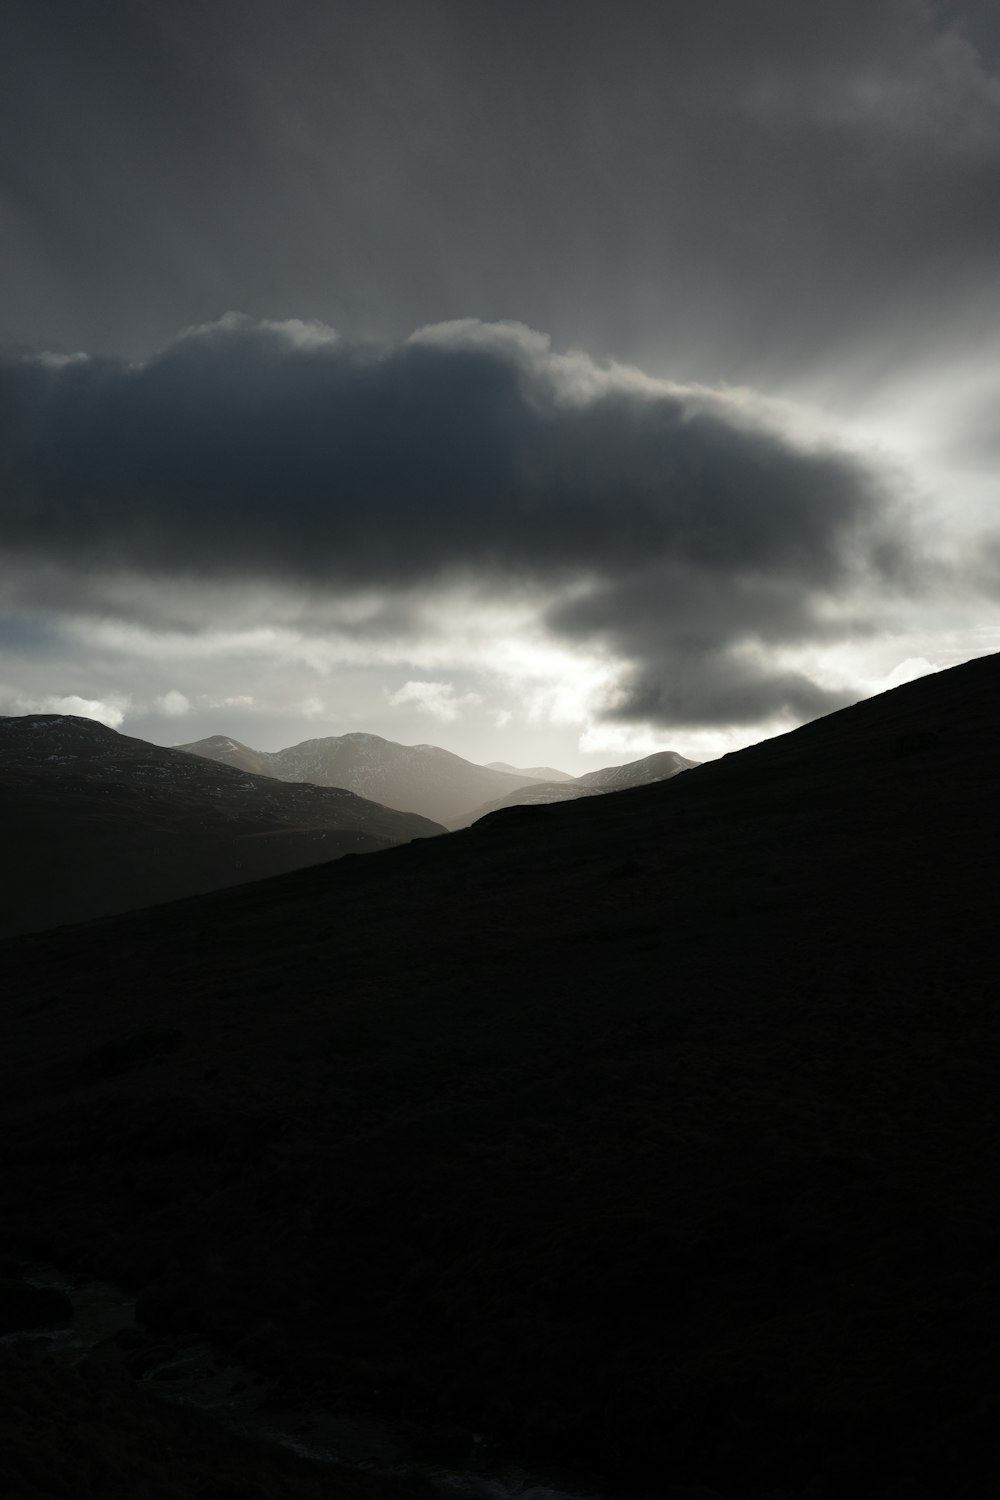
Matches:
[[386, 681, 483, 723], [5, 0, 1000, 768]]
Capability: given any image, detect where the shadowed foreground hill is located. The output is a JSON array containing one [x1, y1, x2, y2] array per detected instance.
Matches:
[[4, 656, 1000, 1497], [0, 715, 442, 937]]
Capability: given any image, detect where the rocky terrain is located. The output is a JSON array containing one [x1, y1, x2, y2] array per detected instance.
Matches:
[[0, 715, 442, 938], [3, 654, 1000, 1498], [0, 1340, 434, 1500]]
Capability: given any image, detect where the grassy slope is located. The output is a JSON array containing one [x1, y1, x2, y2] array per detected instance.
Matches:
[[3, 655, 1000, 1497]]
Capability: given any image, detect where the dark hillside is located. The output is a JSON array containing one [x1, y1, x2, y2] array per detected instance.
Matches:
[[0, 715, 442, 937], [3, 655, 1000, 1497]]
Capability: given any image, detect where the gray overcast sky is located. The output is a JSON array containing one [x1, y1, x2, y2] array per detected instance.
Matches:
[[2, 0, 999, 768]]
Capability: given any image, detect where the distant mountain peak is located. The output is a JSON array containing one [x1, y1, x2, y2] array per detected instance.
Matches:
[[455, 747, 698, 828], [177, 731, 547, 825]]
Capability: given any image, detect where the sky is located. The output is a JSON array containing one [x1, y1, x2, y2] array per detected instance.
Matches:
[[2, 0, 1000, 771]]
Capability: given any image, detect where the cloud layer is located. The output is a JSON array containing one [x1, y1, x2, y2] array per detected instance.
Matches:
[[1, 316, 909, 728], [3, 0, 999, 406]]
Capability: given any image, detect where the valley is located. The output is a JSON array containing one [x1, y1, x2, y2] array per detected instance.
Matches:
[[3, 656, 1000, 1496]]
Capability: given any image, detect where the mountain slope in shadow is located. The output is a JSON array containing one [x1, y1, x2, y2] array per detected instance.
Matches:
[[3, 655, 1000, 1497], [0, 715, 442, 937]]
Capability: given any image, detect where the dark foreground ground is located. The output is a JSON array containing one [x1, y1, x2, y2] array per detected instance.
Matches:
[[0, 1345, 437, 1500], [3, 653, 1000, 1498]]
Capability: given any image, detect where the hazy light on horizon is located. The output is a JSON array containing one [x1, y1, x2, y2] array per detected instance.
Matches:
[[3, 2, 1000, 767]]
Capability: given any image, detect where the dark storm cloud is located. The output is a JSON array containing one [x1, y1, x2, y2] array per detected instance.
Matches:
[[549, 566, 867, 727], [0, 316, 907, 727], [2, 1, 999, 390]]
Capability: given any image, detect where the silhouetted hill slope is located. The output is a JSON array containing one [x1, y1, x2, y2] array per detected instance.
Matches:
[[4, 655, 1000, 1497], [453, 747, 697, 827], [178, 731, 538, 826], [0, 715, 442, 937]]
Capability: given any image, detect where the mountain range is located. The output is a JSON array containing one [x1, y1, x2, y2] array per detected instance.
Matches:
[[176, 731, 547, 827], [449, 748, 698, 827], [485, 760, 577, 782], [0, 714, 441, 938], [178, 732, 697, 828], [2, 716, 696, 939], [3, 654, 999, 1497]]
